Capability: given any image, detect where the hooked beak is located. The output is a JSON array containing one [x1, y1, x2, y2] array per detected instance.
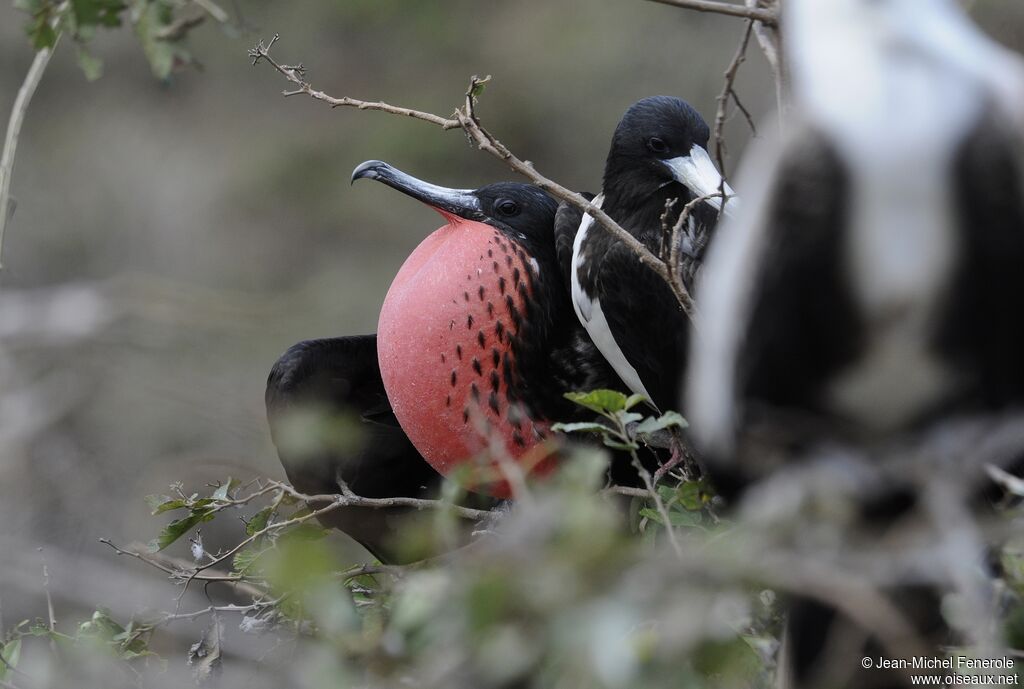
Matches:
[[351, 160, 485, 221], [662, 145, 739, 215]]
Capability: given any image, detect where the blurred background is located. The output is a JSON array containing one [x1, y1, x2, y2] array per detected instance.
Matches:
[[1, 0, 1022, 682]]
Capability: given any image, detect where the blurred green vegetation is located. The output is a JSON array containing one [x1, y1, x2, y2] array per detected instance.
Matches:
[[3, 1, 1024, 686]]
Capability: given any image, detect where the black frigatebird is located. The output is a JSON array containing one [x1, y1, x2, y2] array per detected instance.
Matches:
[[351, 160, 640, 495], [558, 96, 736, 414], [686, 0, 1024, 686], [266, 335, 450, 564], [687, 0, 1024, 484]]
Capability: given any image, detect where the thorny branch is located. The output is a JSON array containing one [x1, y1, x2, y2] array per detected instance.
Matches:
[[644, 0, 777, 24], [713, 20, 756, 183], [248, 34, 461, 130], [248, 35, 701, 325]]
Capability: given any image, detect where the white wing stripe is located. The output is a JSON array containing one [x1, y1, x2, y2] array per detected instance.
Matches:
[[569, 194, 658, 407]]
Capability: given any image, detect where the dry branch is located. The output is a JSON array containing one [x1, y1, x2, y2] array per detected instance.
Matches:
[[248, 36, 701, 325], [0, 34, 60, 268], [713, 20, 756, 178], [644, 0, 777, 24]]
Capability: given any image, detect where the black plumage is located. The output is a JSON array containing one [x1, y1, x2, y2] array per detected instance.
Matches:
[[562, 96, 733, 412], [266, 335, 445, 564], [352, 161, 632, 430], [686, 0, 1024, 686]]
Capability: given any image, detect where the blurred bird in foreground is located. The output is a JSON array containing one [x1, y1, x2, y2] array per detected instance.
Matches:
[[687, 0, 1024, 686], [690, 0, 1024, 494]]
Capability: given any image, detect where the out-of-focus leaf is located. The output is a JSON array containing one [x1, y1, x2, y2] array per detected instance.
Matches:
[[188, 618, 222, 686], [638, 507, 702, 528], [0, 639, 21, 681], [131, 0, 190, 80], [232, 545, 264, 575], [212, 478, 239, 501], [149, 509, 215, 551], [624, 393, 648, 410], [564, 389, 630, 415], [675, 481, 706, 511], [246, 506, 273, 536], [692, 637, 763, 683], [634, 411, 687, 436], [145, 494, 187, 514], [71, 0, 126, 27], [468, 74, 491, 99], [279, 523, 328, 543], [551, 421, 609, 435]]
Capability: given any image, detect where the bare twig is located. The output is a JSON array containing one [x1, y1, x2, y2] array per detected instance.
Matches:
[[632, 455, 684, 559], [276, 480, 494, 521], [603, 485, 655, 499], [249, 37, 701, 325], [454, 75, 700, 324], [39, 551, 56, 632], [248, 35, 461, 130], [0, 34, 61, 268], [713, 20, 755, 181], [159, 597, 284, 623], [644, 0, 777, 24], [98, 539, 268, 599], [746, 0, 786, 122]]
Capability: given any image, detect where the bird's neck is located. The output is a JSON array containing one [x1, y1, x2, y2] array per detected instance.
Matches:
[[602, 179, 689, 246]]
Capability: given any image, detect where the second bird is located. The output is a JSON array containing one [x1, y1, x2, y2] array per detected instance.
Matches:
[[559, 96, 736, 413]]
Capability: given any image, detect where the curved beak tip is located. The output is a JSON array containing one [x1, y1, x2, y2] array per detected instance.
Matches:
[[351, 159, 385, 185]]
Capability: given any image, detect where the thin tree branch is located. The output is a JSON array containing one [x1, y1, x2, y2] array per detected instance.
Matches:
[[746, 0, 786, 123], [713, 20, 755, 180], [0, 36, 61, 268], [644, 0, 777, 25], [248, 35, 461, 130], [248, 37, 701, 326], [98, 539, 269, 599], [454, 76, 700, 325]]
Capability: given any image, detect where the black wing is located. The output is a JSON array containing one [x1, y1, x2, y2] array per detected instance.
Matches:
[[553, 192, 594, 297], [938, 114, 1024, 409], [591, 239, 690, 412], [265, 335, 443, 563]]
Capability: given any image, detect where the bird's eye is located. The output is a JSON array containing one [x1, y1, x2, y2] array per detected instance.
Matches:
[[647, 137, 669, 155], [495, 199, 519, 216]]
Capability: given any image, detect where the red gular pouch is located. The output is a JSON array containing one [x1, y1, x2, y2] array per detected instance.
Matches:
[[377, 215, 559, 498]]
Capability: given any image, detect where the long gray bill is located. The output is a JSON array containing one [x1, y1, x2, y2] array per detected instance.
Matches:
[[351, 160, 484, 220]]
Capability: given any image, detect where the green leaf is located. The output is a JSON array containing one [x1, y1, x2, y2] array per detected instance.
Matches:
[[232, 546, 264, 575], [675, 481, 705, 511], [149, 509, 215, 551], [145, 494, 187, 514], [75, 45, 103, 80], [71, 0, 126, 27], [638, 507, 702, 528], [132, 0, 186, 80], [246, 506, 273, 536], [624, 393, 648, 410], [29, 18, 59, 50], [279, 523, 328, 543], [0, 640, 21, 681], [468, 74, 491, 99], [564, 389, 630, 415], [550, 421, 610, 435], [633, 411, 687, 436]]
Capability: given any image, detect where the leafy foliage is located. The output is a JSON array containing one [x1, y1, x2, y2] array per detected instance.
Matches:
[[14, 0, 225, 80]]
